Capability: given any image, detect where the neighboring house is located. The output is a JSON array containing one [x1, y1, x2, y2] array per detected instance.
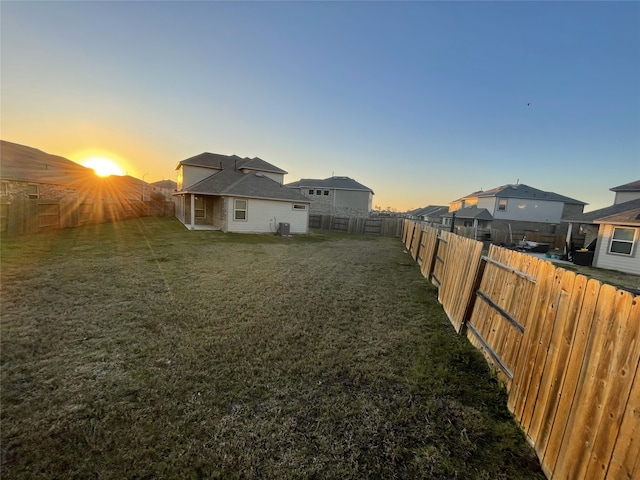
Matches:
[[564, 180, 640, 274], [0, 140, 158, 204], [610, 179, 640, 205], [443, 183, 587, 236], [408, 205, 449, 224], [285, 176, 374, 216], [592, 208, 640, 275], [1, 140, 95, 201], [173, 152, 310, 234]]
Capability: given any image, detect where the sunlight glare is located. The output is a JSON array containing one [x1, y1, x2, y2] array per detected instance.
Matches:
[[82, 157, 125, 177]]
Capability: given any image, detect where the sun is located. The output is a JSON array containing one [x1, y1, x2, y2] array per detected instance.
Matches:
[[82, 157, 125, 177]]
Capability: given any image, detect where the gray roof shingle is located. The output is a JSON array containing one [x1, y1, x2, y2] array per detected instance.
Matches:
[[181, 169, 309, 203], [456, 184, 586, 205], [286, 176, 374, 194], [442, 206, 493, 220], [610, 180, 640, 192], [177, 152, 287, 175], [565, 198, 640, 223]]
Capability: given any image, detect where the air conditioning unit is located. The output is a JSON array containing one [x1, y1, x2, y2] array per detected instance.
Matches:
[[277, 222, 290, 236]]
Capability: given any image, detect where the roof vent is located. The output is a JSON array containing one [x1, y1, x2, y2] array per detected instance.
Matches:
[[255, 173, 264, 177]]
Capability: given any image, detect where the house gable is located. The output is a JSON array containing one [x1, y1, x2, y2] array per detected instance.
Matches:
[[610, 179, 640, 205]]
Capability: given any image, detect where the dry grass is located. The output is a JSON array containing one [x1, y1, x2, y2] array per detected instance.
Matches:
[[1, 218, 544, 479]]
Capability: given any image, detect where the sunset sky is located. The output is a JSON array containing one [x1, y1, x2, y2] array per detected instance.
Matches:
[[2, 1, 638, 212]]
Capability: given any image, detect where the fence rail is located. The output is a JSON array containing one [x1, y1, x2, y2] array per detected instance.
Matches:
[[403, 219, 639, 480], [0, 197, 174, 236], [309, 214, 403, 237]]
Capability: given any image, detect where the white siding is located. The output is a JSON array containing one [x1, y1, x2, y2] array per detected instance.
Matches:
[[593, 224, 640, 275], [614, 191, 640, 204], [181, 165, 217, 189], [224, 198, 309, 234]]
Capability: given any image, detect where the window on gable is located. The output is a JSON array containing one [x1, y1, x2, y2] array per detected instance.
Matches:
[[609, 227, 636, 255], [194, 196, 205, 218], [234, 199, 247, 221], [28, 184, 39, 199]]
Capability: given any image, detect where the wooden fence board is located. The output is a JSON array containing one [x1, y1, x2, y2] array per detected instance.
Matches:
[[419, 227, 438, 279], [509, 260, 556, 417], [521, 269, 573, 433], [531, 274, 588, 460], [400, 220, 640, 480], [552, 284, 621, 479], [607, 352, 640, 480], [584, 290, 639, 480], [524, 269, 577, 439], [541, 277, 602, 478]]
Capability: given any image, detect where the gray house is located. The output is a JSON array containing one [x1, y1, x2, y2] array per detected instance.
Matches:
[[445, 183, 587, 236], [285, 176, 374, 216], [564, 180, 640, 274]]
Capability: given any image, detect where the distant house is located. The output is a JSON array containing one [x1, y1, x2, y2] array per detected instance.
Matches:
[[408, 205, 449, 224], [173, 152, 310, 233], [565, 180, 640, 274], [0, 140, 166, 234], [610, 179, 640, 205], [443, 183, 587, 236], [0, 140, 94, 202], [285, 176, 374, 216]]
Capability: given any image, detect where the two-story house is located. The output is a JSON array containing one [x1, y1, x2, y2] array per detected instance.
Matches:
[[442, 183, 587, 236], [173, 152, 310, 234], [285, 176, 374, 216]]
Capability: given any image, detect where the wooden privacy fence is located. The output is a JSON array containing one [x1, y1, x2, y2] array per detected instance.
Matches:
[[309, 214, 403, 237], [403, 219, 639, 480], [0, 198, 174, 236]]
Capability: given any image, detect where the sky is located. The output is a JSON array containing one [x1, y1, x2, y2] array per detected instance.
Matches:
[[1, 1, 639, 212]]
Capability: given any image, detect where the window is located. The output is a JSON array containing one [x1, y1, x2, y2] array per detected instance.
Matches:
[[0, 182, 7, 196], [293, 204, 306, 210], [28, 184, 39, 199], [309, 189, 314, 195], [234, 199, 247, 221], [498, 199, 507, 211], [316, 190, 321, 195], [194, 196, 205, 218], [609, 227, 636, 255], [323, 190, 329, 195]]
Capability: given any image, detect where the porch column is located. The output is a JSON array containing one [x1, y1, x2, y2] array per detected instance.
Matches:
[[190, 193, 195, 229], [564, 222, 573, 255]]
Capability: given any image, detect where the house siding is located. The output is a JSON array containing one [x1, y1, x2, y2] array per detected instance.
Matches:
[[491, 198, 564, 223], [179, 165, 217, 190], [224, 198, 308, 234], [614, 191, 640, 204], [593, 224, 640, 275]]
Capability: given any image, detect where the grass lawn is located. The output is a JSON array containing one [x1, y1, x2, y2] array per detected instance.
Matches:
[[1, 217, 544, 479]]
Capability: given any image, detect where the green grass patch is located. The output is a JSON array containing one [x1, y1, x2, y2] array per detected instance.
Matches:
[[1, 217, 544, 479]]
